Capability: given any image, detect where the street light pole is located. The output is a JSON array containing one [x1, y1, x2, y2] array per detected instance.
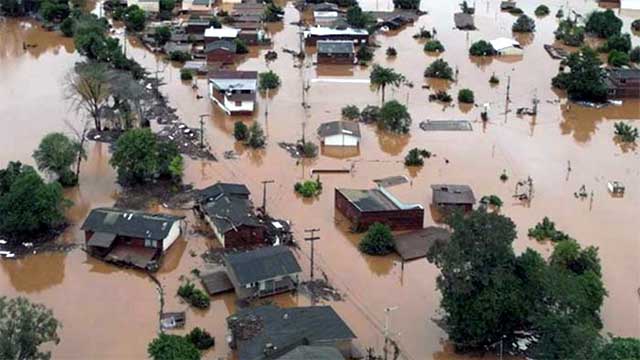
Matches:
[[199, 114, 210, 149]]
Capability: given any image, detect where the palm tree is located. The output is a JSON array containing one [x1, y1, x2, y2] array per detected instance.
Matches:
[[369, 64, 406, 103]]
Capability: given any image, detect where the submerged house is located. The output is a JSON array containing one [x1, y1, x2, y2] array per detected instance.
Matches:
[[82, 208, 184, 270], [304, 26, 369, 45], [208, 70, 257, 115], [205, 40, 237, 64], [317, 120, 360, 146], [335, 187, 424, 231], [489, 37, 523, 55], [430, 184, 476, 212], [224, 246, 301, 299], [605, 68, 640, 99], [227, 305, 356, 360], [316, 40, 355, 64]]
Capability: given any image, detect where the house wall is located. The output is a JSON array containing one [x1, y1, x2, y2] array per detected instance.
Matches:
[[161, 221, 182, 251], [335, 190, 424, 232], [323, 134, 359, 146], [223, 225, 266, 248], [223, 96, 255, 115], [608, 81, 640, 98], [206, 49, 236, 64], [317, 52, 354, 65], [181, 0, 211, 12]]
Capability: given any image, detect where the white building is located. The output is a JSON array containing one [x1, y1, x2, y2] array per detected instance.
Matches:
[[204, 26, 240, 42], [489, 37, 523, 55], [127, 0, 159, 12], [621, 0, 640, 10], [317, 121, 361, 147], [208, 71, 257, 115]]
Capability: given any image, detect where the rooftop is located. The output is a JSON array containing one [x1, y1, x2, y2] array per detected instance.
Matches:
[[209, 71, 258, 91], [393, 227, 451, 261], [205, 39, 237, 53], [81, 208, 183, 241], [431, 184, 476, 205], [305, 26, 369, 37], [228, 305, 356, 360], [607, 68, 640, 81], [276, 346, 345, 360], [317, 40, 354, 55], [204, 26, 240, 38], [225, 246, 301, 286], [201, 195, 261, 234], [337, 188, 399, 212], [317, 120, 360, 138], [453, 12, 474, 29], [490, 37, 521, 51]]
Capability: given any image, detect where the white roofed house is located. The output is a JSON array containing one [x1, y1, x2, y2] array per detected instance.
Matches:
[[127, 0, 159, 12], [317, 121, 361, 147], [204, 26, 240, 43], [304, 26, 370, 45], [489, 37, 523, 55], [208, 71, 257, 115]]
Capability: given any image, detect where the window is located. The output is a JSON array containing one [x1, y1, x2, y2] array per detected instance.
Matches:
[[144, 239, 157, 248], [235, 101, 242, 106]]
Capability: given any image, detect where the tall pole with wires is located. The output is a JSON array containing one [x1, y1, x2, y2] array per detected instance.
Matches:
[[304, 228, 320, 280]]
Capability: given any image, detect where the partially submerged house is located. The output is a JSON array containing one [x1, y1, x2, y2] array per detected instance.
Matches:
[[195, 182, 266, 248], [335, 187, 424, 231], [304, 27, 369, 45], [127, 0, 159, 12], [454, 12, 475, 30], [208, 70, 257, 115], [316, 40, 355, 64], [82, 208, 184, 270], [605, 68, 640, 99], [314, 10, 340, 26], [224, 246, 302, 299], [181, 0, 212, 12], [205, 40, 237, 64], [204, 26, 240, 43], [227, 305, 356, 360], [430, 184, 476, 212], [489, 37, 523, 55], [317, 120, 360, 146], [393, 226, 451, 261]]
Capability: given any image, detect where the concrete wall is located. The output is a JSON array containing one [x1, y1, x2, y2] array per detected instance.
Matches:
[[323, 134, 359, 147]]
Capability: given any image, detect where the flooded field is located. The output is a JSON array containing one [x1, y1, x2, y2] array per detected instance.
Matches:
[[1, 0, 639, 359]]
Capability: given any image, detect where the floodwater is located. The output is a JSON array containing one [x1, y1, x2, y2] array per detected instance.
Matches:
[[1, 0, 639, 358]]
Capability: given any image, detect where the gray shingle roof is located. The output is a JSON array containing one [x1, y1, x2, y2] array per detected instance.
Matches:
[[277, 346, 345, 360], [225, 246, 301, 286], [317, 40, 354, 55], [198, 182, 251, 203], [317, 121, 360, 138], [431, 184, 476, 205], [202, 195, 261, 234], [229, 305, 356, 360], [205, 40, 237, 53], [81, 208, 184, 241]]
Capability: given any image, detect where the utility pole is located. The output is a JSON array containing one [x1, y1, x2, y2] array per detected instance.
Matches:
[[198, 114, 209, 149], [261, 180, 275, 214], [304, 228, 320, 280], [383, 306, 399, 360], [506, 75, 511, 103]]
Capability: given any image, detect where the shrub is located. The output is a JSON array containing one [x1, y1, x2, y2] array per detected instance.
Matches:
[[357, 45, 374, 64], [169, 51, 192, 62], [500, 170, 509, 182], [379, 100, 411, 134], [458, 89, 474, 104], [614, 122, 639, 143], [294, 178, 322, 198], [512, 14, 535, 33], [489, 73, 499, 84], [428, 91, 452, 102], [633, 19, 640, 32], [234, 38, 249, 54], [424, 59, 453, 80], [386, 47, 397, 57], [148, 334, 200, 360], [480, 195, 503, 208], [299, 141, 318, 158], [232, 122, 248, 142], [185, 327, 215, 350], [263, 2, 284, 22], [554, 18, 585, 46], [180, 69, 193, 81], [528, 217, 571, 242], [159, 0, 175, 11], [412, 27, 432, 39], [469, 40, 496, 56], [346, 5, 374, 29], [534, 5, 550, 16], [508, 7, 523, 15], [123, 5, 146, 32], [630, 46, 640, 63], [247, 122, 266, 148], [424, 40, 445, 52], [551, 47, 607, 102], [358, 223, 394, 255], [177, 281, 210, 309], [585, 9, 622, 38], [608, 50, 629, 67], [60, 17, 75, 37], [154, 26, 172, 46], [360, 105, 380, 123], [404, 148, 431, 166], [341, 105, 360, 120], [259, 70, 281, 91], [604, 33, 631, 53]]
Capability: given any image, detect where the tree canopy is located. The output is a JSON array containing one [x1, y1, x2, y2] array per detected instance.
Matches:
[[469, 40, 496, 56], [585, 9, 622, 38], [346, 5, 374, 29], [424, 59, 454, 80], [554, 18, 585, 46], [552, 47, 607, 102], [369, 64, 405, 103], [512, 14, 535, 32], [33, 133, 85, 187], [378, 100, 411, 134], [258, 71, 281, 91], [0, 296, 60, 360], [359, 223, 394, 255], [123, 5, 146, 32], [392, 0, 419, 10], [148, 334, 200, 360]]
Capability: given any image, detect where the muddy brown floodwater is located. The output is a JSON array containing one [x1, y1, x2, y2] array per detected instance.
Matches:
[[1, 0, 639, 359]]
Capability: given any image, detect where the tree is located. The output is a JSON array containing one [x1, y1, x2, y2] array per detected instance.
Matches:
[[392, 0, 418, 10], [234, 38, 249, 54], [233, 121, 249, 141], [341, 105, 360, 120], [630, 46, 640, 63], [110, 129, 158, 183], [357, 45, 374, 64], [469, 40, 496, 56], [180, 68, 193, 80], [359, 222, 394, 255], [404, 148, 430, 166], [294, 179, 322, 198], [263, 3, 283, 22], [0, 163, 68, 237], [0, 296, 60, 360], [386, 47, 397, 57], [247, 122, 266, 148], [457, 89, 474, 104], [123, 5, 146, 31], [603, 33, 631, 53], [379, 100, 411, 134], [614, 122, 639, 143], [424, 59, 453, 80], [346, 5, 374, 29], [360, 105, 380, 123], [585, 9, 622, 38], [534, 4, 549, 16], [369, 64, 405, 103], [512, 14, 535, 32], [168, 50, 191, 62], [148, 334, 200, 360], [598, 337, 640, 360], [40, 0, 70, 22], [67, 62, 110, 131], [185, 328, 215, 350], [608, 50, 629, 67], [154, 26, 171, 46], [60, 16, 75, 37], [423, 40, 444, 52], [527, 216, 571, 242], [258, 71, 281, 91], [554, 18, 585, 46], [33, 133, 85, 187], [159, 0, 174, 11], [177, 281, 210, 309], [551, 47, 607, 102]]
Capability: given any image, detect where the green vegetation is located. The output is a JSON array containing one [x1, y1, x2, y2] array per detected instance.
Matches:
[[614, 122, 639, 143], [299, 141, 318, 158], [346, 5, 374, 29], [629, 47, 640, 63], [554, 18, 585, 46], [247, 122, 266, 148], [633, 19, 640, 32], [263, 3, 283, 22], [359, 223, 394, 255], [294, 178, 322, 198], [507, 7, 523, 15], [234, 38, 249, 54], [424, 59, 454, 80], [428, 90, 452, 102], [177, 281, 210, 309], [457, 89, 474, 104], [489, 73, 499, 84], [404, 148, 431, 166], [469, 40, 496, 56], [534, 4, 549, 17], [369, 64, 406, 103], [159, 0, 175, 11], [379, 100, 411, 134], [180, 68, 193, 81], [552, 47, 607, 102], [0, 162, 69, 238], [360, 105, 381, 123], [512, 14, 535, 32], [154, 26, 172, 46], [40, 0, 70, 22], [258, 70, 281, 91], [608, 50, 629, 67], [423, 40, 445, 52], [123, 5, 146, 32], [412, 27, 432, 39], [427, 210, 607, 357], [598, 337, 640, 359], [148, 334, 200, 360], [169, 51, 192, 62], [528, 216, 571, 242], [386, 46, 397, 57], [0, 296, 60, 360], [185, 327, 215, 350], [233, 121, 249, 141], [33, 132, 85, 187], [60, 16, 75, 36], [602, 33, 631, 53], [341, 105, 360, 121], [585, 9, 622, 38], [110, 128, 182, 184], [392, 0, 419, 10], [356, 45, 374, 64], [500, 170, 509, 182], [479, 195, 503, 208]]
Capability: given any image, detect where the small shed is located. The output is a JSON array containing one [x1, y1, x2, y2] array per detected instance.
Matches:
[[430, 184, 476, 212], [393, 227, 451, 261], [490, 37, 523, 55], [454, 12, 475, 30], [317, 40, 355, 64], [317, 121, 361, 146]]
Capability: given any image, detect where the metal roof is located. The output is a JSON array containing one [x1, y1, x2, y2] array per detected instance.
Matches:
[[202, 195, 261, 234], [317, 40, 354, 54], [224, 246, 301, 286], [336, 188, 399, 212], [277, 346, 345, 360], [87, 232, 116, 248], [489, 37, 521, 51], [204, 26, 240, 38], [209, 71, 258, 91], [317, 121, 360, 138], [205, 39, 237, 53], [305, 26, 369, 37], [81, 208, 183, 241], [430, 184, 476, 205]]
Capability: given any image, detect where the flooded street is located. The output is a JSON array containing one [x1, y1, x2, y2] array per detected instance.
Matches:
[[1, 0, 639, 358]]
